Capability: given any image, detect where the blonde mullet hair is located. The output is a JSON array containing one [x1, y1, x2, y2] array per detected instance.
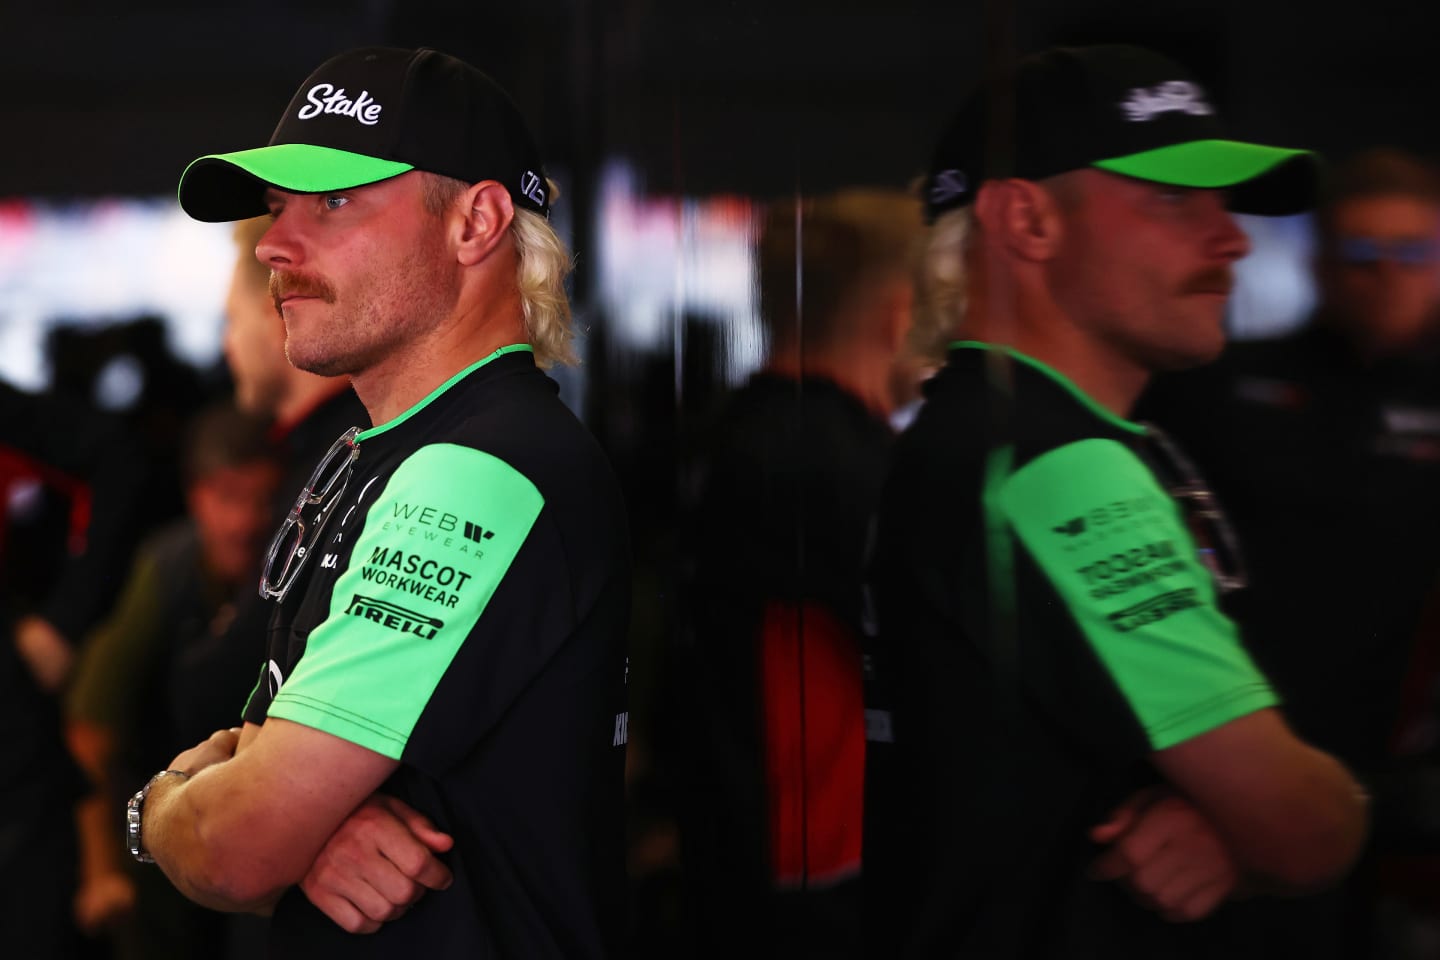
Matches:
[[422, 173, 578, 368], [911, 205, 973, 358]]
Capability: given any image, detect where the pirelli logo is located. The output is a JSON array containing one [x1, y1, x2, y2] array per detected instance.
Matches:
[[344, 595, 444, 639], [1107, 588, 1200, 633]]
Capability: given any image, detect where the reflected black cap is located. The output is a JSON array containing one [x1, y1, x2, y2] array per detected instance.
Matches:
[[923, 44, 1318, 222]]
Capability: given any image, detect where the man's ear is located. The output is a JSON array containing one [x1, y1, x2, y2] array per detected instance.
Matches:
[[455, 181, 515, 267], [973, 178, 1065, 262]]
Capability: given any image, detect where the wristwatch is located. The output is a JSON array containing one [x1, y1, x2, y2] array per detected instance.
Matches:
[[126, 769, 189, 864]]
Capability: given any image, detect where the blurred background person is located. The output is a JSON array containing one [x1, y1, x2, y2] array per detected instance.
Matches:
[[1139, 147, 1440, 957], [65, 404, 280, 959], [663, 188, 926, 959], [0, 385, 151, 959]]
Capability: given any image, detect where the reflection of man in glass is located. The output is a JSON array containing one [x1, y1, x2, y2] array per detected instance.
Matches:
[[125, 47, 631, 957], [863, 45, 1368, 958], [673, 189, 923, 958]]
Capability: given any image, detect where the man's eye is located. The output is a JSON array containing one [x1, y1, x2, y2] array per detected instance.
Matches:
[[323, 195, 349, 211]]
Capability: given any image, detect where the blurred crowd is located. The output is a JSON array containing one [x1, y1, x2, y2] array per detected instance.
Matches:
[[7, 70, 1440, 960]]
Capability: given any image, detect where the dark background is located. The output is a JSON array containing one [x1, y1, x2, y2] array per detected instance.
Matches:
[[5, 0, 1439, 204], [5, 3, 1440, 956]]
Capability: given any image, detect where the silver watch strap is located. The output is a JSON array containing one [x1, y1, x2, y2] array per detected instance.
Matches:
[[126, 769, 189, 864]]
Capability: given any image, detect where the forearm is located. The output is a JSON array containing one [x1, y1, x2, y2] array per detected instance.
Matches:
[[68, 723, 123, 882], [1240, 747, 1369, 892], [78, 792, 127, 882], [139, 724, 309, 914], [141, 765, 287, 912], [1158, 709, 1371, 895], [140, 721, 392, 914]]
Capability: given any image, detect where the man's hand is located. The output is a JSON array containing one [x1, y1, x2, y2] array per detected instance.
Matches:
[[302, 794, 454, 934], [1090, 787, 1239, 922], [74, 868, 137, 933], [169, 727, 242, 777], [14, 615, 74, 692]]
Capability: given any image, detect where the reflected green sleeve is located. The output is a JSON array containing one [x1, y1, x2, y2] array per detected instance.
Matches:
[[268, 443, 544, 758], [995, 438, 1276, 750]]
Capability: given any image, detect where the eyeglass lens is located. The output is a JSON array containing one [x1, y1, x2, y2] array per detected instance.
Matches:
[[260, 426, 361, 601]]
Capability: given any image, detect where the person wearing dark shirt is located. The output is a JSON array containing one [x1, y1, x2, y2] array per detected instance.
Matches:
[[863, 45, 1368, 959], [126, 47, 631, 958], [673, 189, 924, 958], [0, 384, 149, 959]]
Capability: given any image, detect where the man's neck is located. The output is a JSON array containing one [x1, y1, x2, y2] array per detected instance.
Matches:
[[351, 296, 529, 427], [959, 309, 1149, 418], [765, 343, 894, 418]]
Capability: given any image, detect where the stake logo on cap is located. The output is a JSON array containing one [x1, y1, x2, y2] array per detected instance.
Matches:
[[295, 84, 385, 125], [921, 44, 1318, 223], [178, 47, 551, 223], [1119, 81, 1214, 123]]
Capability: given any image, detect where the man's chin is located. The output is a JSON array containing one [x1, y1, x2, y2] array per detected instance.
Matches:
[[1153, 338, 1226, 373], [285, 346, 352, 379], [295, 358, 354, 378]]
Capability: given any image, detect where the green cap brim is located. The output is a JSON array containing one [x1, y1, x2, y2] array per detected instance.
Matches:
[[178, 144, 414, 222], [1093, 139, 1319, 216]]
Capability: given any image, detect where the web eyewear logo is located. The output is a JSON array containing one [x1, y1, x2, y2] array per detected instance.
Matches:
[[392, 502, 466, 532], [1107, 587, 1200, 632], [520, 171, 546, 207], [344, 595, 444, 639], [1119, 81, 1213, 123], [297, 83, 383, 126], [463, 521, 495, 544], [1054, 495, 1166, 550]]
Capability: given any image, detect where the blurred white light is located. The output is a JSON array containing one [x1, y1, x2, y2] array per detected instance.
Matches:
[[0, 197, 232, 390], [1231, 213, 1318, 341]]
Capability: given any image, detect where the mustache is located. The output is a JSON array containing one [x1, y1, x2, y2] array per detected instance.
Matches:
[[270, 272, 337, 313], [1182, 267, 1234, 296]]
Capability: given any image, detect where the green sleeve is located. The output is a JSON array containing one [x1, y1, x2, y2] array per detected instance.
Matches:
[[993, 438, 1276, 750], [268, 443, 544, 758]]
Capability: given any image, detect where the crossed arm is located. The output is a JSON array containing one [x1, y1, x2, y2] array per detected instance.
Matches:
[[1088, 707, 1369, 921], [142, 719, 452, 930]]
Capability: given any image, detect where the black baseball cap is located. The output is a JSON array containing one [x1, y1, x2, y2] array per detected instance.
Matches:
[[179, 47, 550, 222], [923, 44, 1318, 222]]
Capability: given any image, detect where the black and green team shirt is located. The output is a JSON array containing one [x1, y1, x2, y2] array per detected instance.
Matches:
[[243, 346, 631, 958], [863, 343, 1277, 959]]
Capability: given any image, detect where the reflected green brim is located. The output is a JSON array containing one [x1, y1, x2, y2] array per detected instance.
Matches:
[[1093, 139, 1319, 215], [178, 144, 414, 222]]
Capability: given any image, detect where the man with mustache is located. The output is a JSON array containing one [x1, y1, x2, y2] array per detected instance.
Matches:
[[862, 45, 1369, 957], [123, 47, 631, 958]]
